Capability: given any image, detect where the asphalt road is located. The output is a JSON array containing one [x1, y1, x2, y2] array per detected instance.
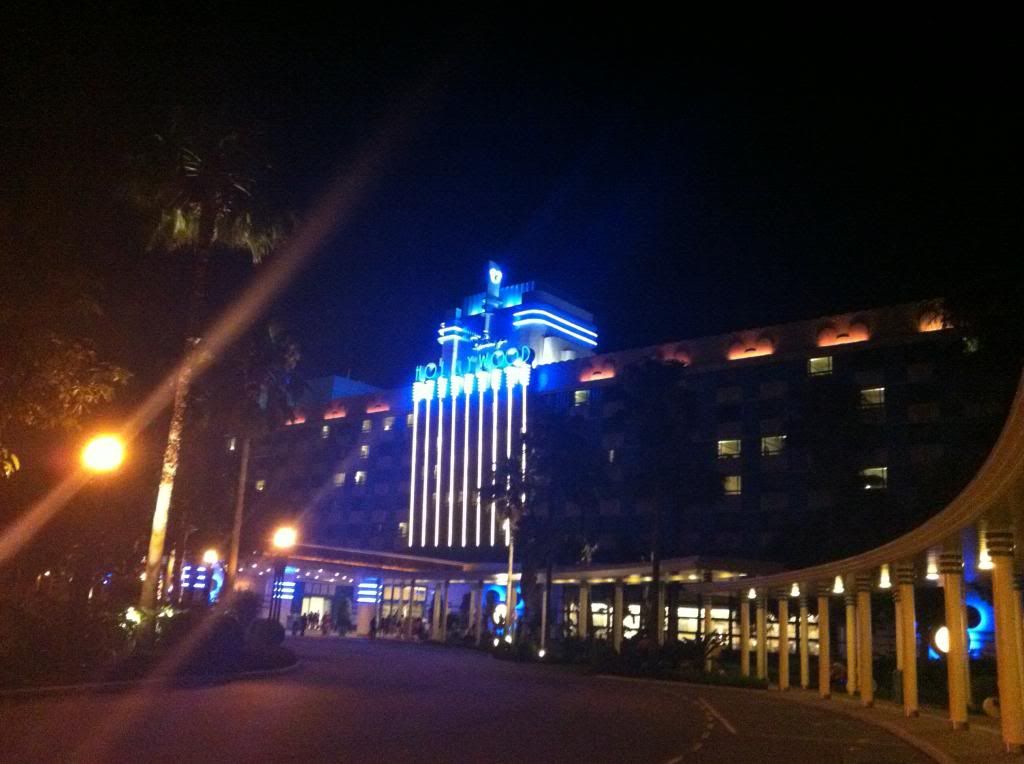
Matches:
[[0, 637, 931, 763]]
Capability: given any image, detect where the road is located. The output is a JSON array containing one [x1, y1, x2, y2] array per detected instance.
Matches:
[[0, 637, 930, 763]]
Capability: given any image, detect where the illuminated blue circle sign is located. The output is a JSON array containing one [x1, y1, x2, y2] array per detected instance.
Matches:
[[489, 267, 503, 285]]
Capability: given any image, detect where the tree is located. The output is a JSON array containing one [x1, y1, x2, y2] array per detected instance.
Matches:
[[0, 265, 130, 477], [221, 322, 302, 593], [130, 113, 287, 617]]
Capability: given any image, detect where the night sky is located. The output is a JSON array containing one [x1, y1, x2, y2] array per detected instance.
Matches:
[[5, 10, 1021, 389]]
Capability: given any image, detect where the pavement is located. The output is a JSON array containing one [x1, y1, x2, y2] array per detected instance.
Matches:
[[0, 636, 964, 762]]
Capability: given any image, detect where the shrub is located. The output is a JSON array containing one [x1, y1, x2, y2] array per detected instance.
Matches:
[[228, 591, 265, 630], [246, 618, 285, 650]]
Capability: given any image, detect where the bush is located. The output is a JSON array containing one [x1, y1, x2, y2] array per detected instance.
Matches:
[[228, 591, 265, 630], [246, 618, 285, 650]]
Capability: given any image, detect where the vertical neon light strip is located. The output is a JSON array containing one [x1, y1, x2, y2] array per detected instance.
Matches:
[[504, 370, 515, 547], [420, 389, 432, 547], [434, 378, 446, 547], [476, 379, 485, 546], [461, 374, 472, 547], [447, 379, 458, 548], [407, 392, 420, 547], [490, 371, 500, 546]]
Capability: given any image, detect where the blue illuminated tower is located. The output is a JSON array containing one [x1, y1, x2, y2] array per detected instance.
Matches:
[[407, 263, 598, 551]]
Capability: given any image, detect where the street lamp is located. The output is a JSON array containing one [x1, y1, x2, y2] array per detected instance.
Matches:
[[201, 548, 219, 605], [269, 526, 297, 622], [81, 434, 125, 473], [202, 548, 219, 566]]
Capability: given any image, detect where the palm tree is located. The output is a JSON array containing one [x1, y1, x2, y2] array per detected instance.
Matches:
[[222, 322, 301, 593], [131, 114, 286, 618]]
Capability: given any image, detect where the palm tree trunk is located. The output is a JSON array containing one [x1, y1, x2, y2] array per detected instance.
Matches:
[[648, 501, 662, 638], [139, 357, 194, 616], [225, 436, 251, 595]]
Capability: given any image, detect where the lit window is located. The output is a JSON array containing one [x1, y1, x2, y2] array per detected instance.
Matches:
[[761, 435, 786, 456], [354, 470, 367, 485], [573, 389, 590, 407], [406, 413, 414, 427], [226, 436, 237, 452], [808, 356, 833, 376], [723, 475, 742, 496], [717, 439, 741, 459], [398, 522, 408, 538], [860, 466, 888, 490], [362, 419, 372, 433], [254, 479, 266, 492], [360, 444, 370, 459], [608, 448, 616, 464], [383, 416, 395, 431], [333, 472, 346, 487], [859, 387, 885, 409], [321, 424, 330, 439]]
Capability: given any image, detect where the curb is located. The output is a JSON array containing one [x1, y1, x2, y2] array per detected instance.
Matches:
[[0, 659, 300, 700], [593, 673, 950, 764]]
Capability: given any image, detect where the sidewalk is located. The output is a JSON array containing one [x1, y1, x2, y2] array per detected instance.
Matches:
[[768, 687, 1011, 763]]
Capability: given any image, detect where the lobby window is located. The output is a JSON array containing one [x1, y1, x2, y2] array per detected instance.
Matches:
[[361, 418, 372, 433], [226, 436, 237, 452], [254, 479, 266, 492], [859, 387, 886, 409], [717, 439, 741, 459], [360, 444, 370, 459], [354, 470, 367, 486], [383, 416, 395, 431], [860, 466, 888, 490], [333, 472, 346, 487], [573, 389, 590, 407], [723, 475, 742, 496], [808, 356, 833, 376], [761, 435, 787, 456], [320, 424, 330, 439]]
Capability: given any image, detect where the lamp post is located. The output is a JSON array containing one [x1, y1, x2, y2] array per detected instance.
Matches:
[[269, 526, 297, 623]]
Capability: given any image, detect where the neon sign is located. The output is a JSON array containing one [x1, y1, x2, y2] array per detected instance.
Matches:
[[415, 345, 534, 382]]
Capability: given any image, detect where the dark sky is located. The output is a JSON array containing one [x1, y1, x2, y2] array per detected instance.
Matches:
[[5, 10, 1021, 389]]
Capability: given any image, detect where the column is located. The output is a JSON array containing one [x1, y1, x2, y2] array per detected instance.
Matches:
[[799, 594, 810, 689], [817, 586, 831, 699], [578, 582, 590, 639], [896, 563, 919, 717], [844, 589, 858, 695], [540, 585, 549, 652], [655, 582, 666, 646], [893, 589, 904, 672], [756, 595, 768, 679], [439, 581, 450, 641], [856, 575, 874, 707], [613, 581, 624, 653], [430, 583, 442, 642], [940, 550, 969, 729], [988, 527, 1024, 753], [703, 595, 714, 671], [777, 595, 790, 690], [739, 596, 751, 677], [667, 584, 679, 642]]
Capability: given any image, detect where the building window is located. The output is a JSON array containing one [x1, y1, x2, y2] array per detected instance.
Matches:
[[808, 356, 833, 376], [573, 389, 590, 407], [761, 435, 787, 456], [321, 424, 331, 439], [360, 444, 370, 459], [383, 416, 395, 431], [723, 475, 742, 496], [717, 439, 741, 459], [607, 448, 616, 464], [362, 419, 372, 433], [398, 522, 408, 539], [254, 479, 266, 492], [860, 466, 888, 490], [354, 470, 367, 485], [406, 413, 414, 428], [859, 387, 886, 409], [226, 436, 237, 452], [333, 472, 346, 487]]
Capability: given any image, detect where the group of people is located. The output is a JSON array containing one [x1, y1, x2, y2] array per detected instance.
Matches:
[[369, 612, 427, 640], [289, 611, 339, 637]]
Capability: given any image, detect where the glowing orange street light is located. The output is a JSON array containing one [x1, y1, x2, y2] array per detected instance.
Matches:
[[272, 526, 298, 551], [202, 548, 220, 566], [81, 434, 125, 473]]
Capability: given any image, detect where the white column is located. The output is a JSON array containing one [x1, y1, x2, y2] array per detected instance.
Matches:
[[856, 575, 874, 707], [940, 550, 969, 729], [540, 585, 549, 652], [578, 583, 590, 639], [817, 588, 831, 699], [988, 528, 1024, 753], [739, 596, 751, 677], [655, 582, 666, 646], [756, 595, 768, 679], [407, 397, 420, 547], [613, 581, 624, 652], [778, 596, 790, 691], [896, 563, 919, 717], [845, 589, 858, 695], [799, 594, 810, 689]]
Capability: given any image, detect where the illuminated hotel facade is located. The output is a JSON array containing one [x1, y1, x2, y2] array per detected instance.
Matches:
[[244, 263, 1012, 567]]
